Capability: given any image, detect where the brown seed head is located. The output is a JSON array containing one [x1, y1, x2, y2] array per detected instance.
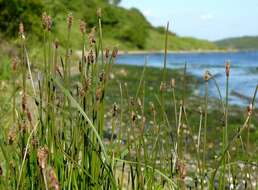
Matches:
[[159, 81, 166, 92], [131, 111, 136, 122], [170, 78, 176, 88], [12, 57, 18, 71], [142, 116, 146, 124], [8, 129, 16, 145], [130, 97, 135, 107], [95, 88, 102, 101], [83, 78, 91, 92], [97, 8, 102, 18], [19, 22, 24, 38], [67, 13, 73, 30], [19, 22, 24, 34], [198, 106, 203, 115], [42, 12, 48, 30], [203, 71, 211, 81], [22, 93, 27, 112], [99, 71, 105, 82], [89, 27, 96, 45], [87, 49, 95, 65], [176, 161, 186, 180], [37, 147, 48, 169], [226, 61, 230, 77], [79, 20, 86, 35], [112, 47, 118, 58], [149, 102, 155, 112], [79, 88, 85, 97], [137, 98, 142, 108], [46, 15, 52, 31], [105, 48, 110, 59], [54, 39, 59, 49], [31, 136, 39, 148], [19, 122, 27, 133], [47, 167, 59, 190], [247, 104, 253, 116], [112, 103, 118, 117]]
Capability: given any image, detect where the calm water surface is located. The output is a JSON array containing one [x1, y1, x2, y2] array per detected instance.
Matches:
[[117, 51, 258, 106]]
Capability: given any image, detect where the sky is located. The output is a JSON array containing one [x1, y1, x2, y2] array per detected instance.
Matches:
[[120, 0, 258, 41]]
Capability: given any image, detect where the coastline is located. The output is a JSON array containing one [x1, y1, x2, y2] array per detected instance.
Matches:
[[118, 49, 258, 55]]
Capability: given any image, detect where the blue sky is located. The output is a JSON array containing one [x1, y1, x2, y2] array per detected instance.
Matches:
[[120, 0, 258, 41]]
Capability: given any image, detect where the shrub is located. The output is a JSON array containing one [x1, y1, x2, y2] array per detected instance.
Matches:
[[0, 0, 44, 37], [116, 8, 149, 49], [155, 26, 176, 36]]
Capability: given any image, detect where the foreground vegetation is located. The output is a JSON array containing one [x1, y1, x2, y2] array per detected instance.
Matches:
[[0, 10, 258, 190]]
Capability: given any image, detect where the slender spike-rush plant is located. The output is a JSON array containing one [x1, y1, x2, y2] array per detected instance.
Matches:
[[163, 22, 169, 82], [225, 61, 230, 147], [201, 70, 210, 189], [11, 57, 18, 124], [197, 106, 203, 180], [171, 78, 178, 127], [219, 61, 230, 189], [160, 22, 169, 124]]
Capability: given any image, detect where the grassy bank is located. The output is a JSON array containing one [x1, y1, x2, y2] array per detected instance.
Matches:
[[0, 0, 218, 51], [215, 36, 258, 50]]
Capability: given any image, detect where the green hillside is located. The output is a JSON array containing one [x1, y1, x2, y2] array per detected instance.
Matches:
[[215, 36, 258, 50], [147, 29, 217, 50], [0, 0, 217, 51]]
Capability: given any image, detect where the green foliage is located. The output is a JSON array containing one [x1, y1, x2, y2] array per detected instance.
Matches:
[[81, 2, 150, 49], [0, 0, 44, 37], [155, 26, 176, 36], [101, 6, 120, 25], [83, 0, 112, 27], [116, 8, 149, 49], [215, 36, 258, 50], [0, 0, 217, 50], [146, 29, 217, 50]]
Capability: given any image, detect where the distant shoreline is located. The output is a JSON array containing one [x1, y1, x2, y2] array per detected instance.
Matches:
[[118, 49, 258, 55]]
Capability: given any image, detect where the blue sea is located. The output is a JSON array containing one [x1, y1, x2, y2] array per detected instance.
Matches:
[[116, 51, 258, 106]]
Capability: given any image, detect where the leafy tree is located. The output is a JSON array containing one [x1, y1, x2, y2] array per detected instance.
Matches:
[[155, 26, 176, 36], [116, 8, 149, 49], [0, 0, 44, 37]]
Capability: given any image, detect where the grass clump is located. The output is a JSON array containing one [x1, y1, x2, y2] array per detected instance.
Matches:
[[0, 9, 258, 190]]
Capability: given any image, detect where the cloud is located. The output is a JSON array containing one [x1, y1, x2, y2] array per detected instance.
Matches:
[[143, 9, 152, 17], [142, 9, 163, 26], [200, 13, 214, 21]]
